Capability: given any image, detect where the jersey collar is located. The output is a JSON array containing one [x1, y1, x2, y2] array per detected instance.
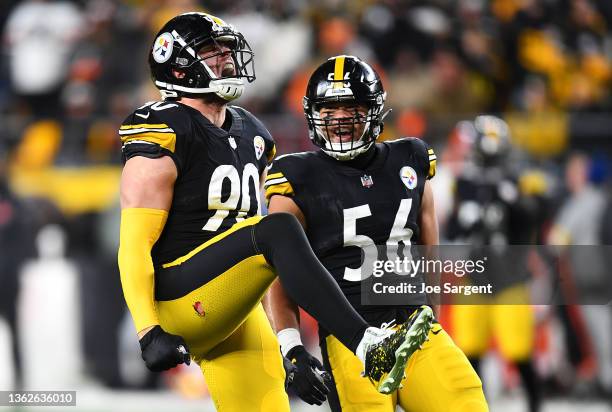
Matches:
[[177, 102, 244, 138], [317, 143, 389, 174]]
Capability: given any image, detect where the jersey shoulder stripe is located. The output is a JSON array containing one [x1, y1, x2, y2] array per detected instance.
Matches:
[[119, 101, 192, 165], [119, 123, 177, 153], [264, 170, 294, 201]]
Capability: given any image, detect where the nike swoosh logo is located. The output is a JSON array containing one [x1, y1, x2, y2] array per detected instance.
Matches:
[[135, 112, 150, 119]]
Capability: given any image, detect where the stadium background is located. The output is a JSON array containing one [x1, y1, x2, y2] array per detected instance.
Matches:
[[0, 0, 611, 411]]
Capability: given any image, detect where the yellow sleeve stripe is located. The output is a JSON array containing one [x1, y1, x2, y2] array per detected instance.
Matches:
[[121, 132, 176, 153], [428, 148, 434, 154], [265, 181, 295, 201], [267, 144, 277, 163], [120, 123, 170, 130], [265, 172, 285, 181], [428, 159, 437, 179], [264, 177, 288, 188]]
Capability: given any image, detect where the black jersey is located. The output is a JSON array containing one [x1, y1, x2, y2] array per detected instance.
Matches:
[[265, 138, 436, 335], [119, 101, 275, 267], [446, 164, 546, 290], [447, 165, 539, 245]]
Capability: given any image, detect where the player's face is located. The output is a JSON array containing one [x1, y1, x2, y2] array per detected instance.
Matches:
[[198, 39, 236, 78], [318, 104, 368, 143]]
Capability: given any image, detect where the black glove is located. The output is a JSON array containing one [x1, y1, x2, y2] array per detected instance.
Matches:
[[285, 345, 331, 405], [139, 325, 191, 372], [283, 354, 298, 390]]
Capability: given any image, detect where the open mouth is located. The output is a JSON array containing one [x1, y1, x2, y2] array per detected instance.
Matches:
[[221, 62, 235, 77], [330, 129, 355, 143]]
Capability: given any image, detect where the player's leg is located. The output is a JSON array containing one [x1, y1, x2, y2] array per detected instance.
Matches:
[[155, 217, 277, 358], [493, 287, 539, 412], [398, 322, 489, 412], [449, 304, 490, 371], [158, 213, 430, 393], [200, 304, 289, 412], [255, 213, 434, 392], [321, 334, 395, 412], [253, 213, 369, 350]]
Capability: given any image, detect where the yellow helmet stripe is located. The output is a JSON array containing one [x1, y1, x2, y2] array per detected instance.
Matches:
[[333, 56, 346, 89], [203, 13, 228, 27]]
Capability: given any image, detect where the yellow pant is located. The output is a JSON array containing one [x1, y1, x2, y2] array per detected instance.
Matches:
[[155, 217, 289, 411], [322, 322, 488, 412], [450, 286, 534, 361]]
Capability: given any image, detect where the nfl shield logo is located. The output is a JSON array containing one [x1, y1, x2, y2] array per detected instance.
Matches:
[[361, 174, 374, 188]]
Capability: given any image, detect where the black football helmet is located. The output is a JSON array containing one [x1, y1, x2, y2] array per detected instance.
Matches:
[[303, 55, 389, 160], [149, 12, 255, 101], [471, 115, 511, 166]]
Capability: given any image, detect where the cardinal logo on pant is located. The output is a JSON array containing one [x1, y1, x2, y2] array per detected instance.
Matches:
[[193, 301, 206, 317]]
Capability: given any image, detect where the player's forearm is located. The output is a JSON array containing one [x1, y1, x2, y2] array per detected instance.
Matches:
[[118, 208, 168, 333], [267, 279, 301, 332], [420, 181, 440, 317]]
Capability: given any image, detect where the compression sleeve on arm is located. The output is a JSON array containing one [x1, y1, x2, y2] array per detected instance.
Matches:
[[118, 208, 168, 333]]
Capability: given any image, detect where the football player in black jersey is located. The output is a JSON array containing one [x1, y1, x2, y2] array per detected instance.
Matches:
[[265, 56, 488, 411], [117, 13, 435, 410], [447, 115, 544, 412]]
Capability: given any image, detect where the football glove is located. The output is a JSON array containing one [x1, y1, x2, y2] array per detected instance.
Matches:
[[285, 345, 331, 405], [283, 354, 298, 390], [139, 325, 191, 372]]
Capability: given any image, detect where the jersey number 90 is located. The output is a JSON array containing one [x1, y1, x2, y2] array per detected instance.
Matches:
[[203, 164, 261, 231]]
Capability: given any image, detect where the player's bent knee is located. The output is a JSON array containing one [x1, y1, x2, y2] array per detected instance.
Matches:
[[255, 213, 305, 256], [259, 212, 302, 235], [433, 345, 483, 392]]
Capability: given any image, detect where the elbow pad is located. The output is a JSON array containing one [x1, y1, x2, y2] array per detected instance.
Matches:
[[118, 208, 168, 332]]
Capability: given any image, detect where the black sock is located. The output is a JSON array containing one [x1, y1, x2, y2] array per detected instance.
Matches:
[[254, 213, 369, 352], [517, 360, 541, 412]]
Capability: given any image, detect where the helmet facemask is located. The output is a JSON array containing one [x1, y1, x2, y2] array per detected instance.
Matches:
[[184, 31, 254, 101], [308, 102, 382, 161]]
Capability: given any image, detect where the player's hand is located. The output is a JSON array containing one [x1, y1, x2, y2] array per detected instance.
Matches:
[[285, 345, 331, 405], [138, 325, 191, 372], [283, 355, 298, 389]]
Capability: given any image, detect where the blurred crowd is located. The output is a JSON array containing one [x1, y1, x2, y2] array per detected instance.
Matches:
[[0, 0, 611, 408]]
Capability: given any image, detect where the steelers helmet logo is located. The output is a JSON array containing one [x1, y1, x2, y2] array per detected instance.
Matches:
[[152, 32, 174, 63], [399, 166, 418, 190], [254, 136, 265, 160]]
